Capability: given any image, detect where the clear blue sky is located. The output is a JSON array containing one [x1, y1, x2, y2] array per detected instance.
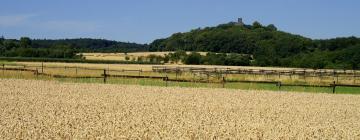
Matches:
[[0, 0, 359, 44]]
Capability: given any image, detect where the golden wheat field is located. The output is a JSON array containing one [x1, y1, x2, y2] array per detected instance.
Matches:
[[0, 79, 360, 139], [81, 52, 208, 61]]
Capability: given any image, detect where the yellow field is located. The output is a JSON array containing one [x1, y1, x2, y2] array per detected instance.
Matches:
[[14, 61, 309, 71], [81, 52, 208, 61], [16, 61, 156, 71], [0, 79, 359, 139]]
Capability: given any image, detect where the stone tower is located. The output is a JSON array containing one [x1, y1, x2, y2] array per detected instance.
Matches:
[[236, 18, 244, 26]]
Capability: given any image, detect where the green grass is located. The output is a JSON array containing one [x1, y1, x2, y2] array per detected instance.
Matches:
[[52, 77, 360, 94], [333, 86, 360, 94], [0, 61, 15, 65], [279, 86, 333, 93]]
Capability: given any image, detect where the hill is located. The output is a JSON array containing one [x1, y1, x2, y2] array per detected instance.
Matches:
[[149, 21, 360, 69]]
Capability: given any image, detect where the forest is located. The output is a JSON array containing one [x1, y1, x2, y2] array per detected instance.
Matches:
[[0, 37, 147, 59], [149, 22, 360, 69]]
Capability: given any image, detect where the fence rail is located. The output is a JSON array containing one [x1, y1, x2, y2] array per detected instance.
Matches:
[[152, 66, 360, 76]]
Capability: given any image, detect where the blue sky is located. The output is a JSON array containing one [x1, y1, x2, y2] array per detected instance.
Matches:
[[0, 0, 359, 44]]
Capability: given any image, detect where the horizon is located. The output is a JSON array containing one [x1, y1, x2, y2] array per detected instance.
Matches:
[[1, 0, 360, 44]]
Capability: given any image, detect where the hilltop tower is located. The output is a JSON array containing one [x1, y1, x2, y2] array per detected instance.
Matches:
[[236, 18, 244, 26]]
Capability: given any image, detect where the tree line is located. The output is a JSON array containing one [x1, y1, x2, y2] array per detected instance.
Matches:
[[0, 37, 148, 59], [163, 51, 251, 66]]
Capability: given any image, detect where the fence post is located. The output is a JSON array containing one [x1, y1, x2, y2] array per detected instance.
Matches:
[[334, 69, 339, 83], [176, 69, 179, 80], [278, 72, 281, 79], [41, 62, 44, 73], [265, 73, 268, 80], [2, 64, 4, 76], [165, 75, 168, 87], [222, 76, 226, 88], [207, 73, 210, 83], [103, 69, 107, 83], [355, 74, 357, 84], [319, 70, 323, 82], [353, 70, 356, 84], [75, 67, 78, 76], [277, 81, 282, 91], [35, 68, 39, 78], [332, 81, 336, 94]]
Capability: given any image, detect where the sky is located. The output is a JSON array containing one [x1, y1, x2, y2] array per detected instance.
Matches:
[[0, 0, 359, 44]]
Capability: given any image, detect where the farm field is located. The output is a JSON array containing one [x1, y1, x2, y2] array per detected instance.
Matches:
[[81, 52, 208, 61], [0, 79, 359, 139], [13, 61, 345, 71]]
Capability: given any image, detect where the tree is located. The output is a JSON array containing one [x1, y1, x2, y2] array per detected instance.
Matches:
[[149, 39, 166, 51], [20, 37, 31, 48], [125, 56, 130, 61], [168, 50, 187, 63], [183, 52, 201, 65], [0, 36, 4, 45], [351, 53, 360, 69], [3, 40, 17, 49], [267, 24, 277, 31], [252, 21, 263, 29], [147, 54, 161, 63], [163, 54, 170, 63], [137, 56, 145, 62], [225, 54, 251, 66]]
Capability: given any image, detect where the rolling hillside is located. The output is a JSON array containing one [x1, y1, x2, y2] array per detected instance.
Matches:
[[149, 21, 360, 69]]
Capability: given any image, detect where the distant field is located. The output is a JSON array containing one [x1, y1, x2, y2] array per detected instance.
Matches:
[[80, 52, 208, 61], [6, 61, 359, 87], [14, 61, 303, 71], [0, 79, 359, 139]]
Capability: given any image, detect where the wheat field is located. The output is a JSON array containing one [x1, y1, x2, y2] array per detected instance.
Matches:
[[0, 79, 359, 139], [81, 52, 172, 61], [81, 52, 208, 61]]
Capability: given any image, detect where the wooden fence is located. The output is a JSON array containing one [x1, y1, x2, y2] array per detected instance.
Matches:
[[1, 63, 360, 93], [152, 66, 360, 77]]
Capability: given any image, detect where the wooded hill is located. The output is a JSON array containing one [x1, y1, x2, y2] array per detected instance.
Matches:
[[149, 22, 360, 69]]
